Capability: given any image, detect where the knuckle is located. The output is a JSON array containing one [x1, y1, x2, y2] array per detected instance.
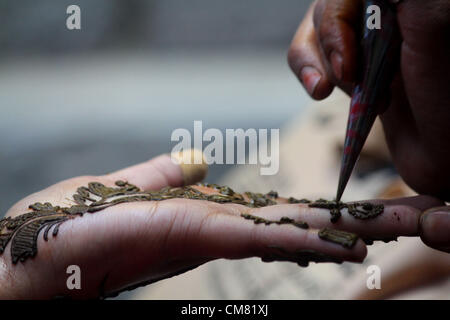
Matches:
[[317, 23, 339, 56]]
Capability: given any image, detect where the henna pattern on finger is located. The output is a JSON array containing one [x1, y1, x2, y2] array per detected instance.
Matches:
[[318, 228, 359, 249], [262, 246, 343, 267], [240, 213, 309, 230], [307, 199, 384, 223], [241, 213, 359, 249]]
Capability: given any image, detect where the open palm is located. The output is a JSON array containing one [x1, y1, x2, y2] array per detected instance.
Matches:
[[0, 153, 441, 299]]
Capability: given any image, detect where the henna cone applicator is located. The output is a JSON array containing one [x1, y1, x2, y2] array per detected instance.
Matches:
[[336, 0, 402, 201]]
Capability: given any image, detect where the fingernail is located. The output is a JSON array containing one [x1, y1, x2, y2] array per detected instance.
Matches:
[[421, 207, 450, 250], [171, 149, 208, 185], [300, 66, 321, 96], [330, 51, 343, 81]]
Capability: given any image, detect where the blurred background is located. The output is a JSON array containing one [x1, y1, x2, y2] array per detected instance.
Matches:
[[0, 0, 313, 215], [2, 1, 449, 301]]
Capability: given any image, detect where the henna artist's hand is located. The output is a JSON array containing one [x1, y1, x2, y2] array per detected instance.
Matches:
[[0, 153, 443, 299], [288, 0, 450, 200]]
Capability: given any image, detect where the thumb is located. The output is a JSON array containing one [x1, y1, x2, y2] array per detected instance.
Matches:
[[420, 206, 450, 253], [108, 149, 208, 190]]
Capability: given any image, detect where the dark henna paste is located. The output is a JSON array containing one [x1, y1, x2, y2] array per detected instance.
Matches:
[[318, 228, 359, 249], [240, 213, 309, 229], [308, 199, 384, 223], [363, 237, 398, 246], [0, 181, 382, 263], [287, 197, 311, 204], [262, 246, 343, 267]]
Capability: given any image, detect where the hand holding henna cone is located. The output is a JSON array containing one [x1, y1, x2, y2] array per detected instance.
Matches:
[[336, 0, 402, 201]]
